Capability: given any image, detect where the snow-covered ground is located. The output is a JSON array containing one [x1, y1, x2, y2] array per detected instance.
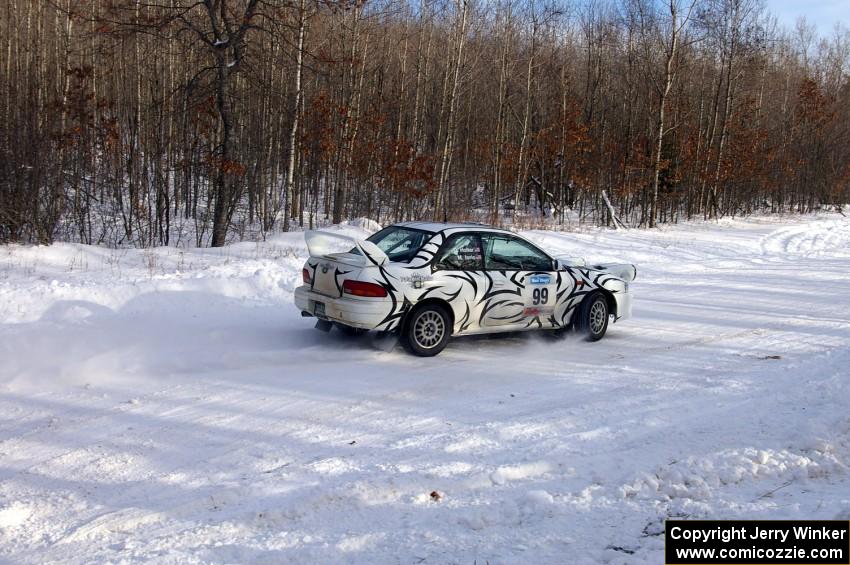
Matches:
[[1, 214, 849, 564]]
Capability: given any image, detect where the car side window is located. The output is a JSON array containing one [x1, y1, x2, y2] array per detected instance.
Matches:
[[483, 235, 553, 271], [434, 234, 484, 271]]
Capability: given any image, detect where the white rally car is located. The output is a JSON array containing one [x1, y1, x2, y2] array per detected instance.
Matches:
[[294, 222, 635, 356]]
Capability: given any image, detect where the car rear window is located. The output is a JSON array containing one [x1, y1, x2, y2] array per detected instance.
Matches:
[[355, 226, 431, 263]]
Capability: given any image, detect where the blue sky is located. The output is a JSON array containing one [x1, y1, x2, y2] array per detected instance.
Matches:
[[765, 0, 849, 36]]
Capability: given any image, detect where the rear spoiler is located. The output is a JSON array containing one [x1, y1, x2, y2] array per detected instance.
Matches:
[[304, 230, 388, 266]]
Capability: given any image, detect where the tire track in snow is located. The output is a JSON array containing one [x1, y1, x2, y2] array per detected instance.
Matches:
[[759, 218, 850, 256], [4, 372, 475, 558]]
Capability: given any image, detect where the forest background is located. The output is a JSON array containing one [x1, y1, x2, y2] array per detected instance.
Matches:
[[1, 0, 847, 247]]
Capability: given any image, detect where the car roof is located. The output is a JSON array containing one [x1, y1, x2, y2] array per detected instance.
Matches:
[[393, 221, 514, 235]]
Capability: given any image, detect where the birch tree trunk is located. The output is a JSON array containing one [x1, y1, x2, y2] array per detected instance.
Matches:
[[512, 4, 537, 224], [649, 0, 683, 228], [283, 0, 307, 232], [434, 0, 469, 220]]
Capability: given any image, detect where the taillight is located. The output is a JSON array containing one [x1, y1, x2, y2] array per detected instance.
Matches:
[[302, 268, 311, 284], [343, 280, 387, 297]]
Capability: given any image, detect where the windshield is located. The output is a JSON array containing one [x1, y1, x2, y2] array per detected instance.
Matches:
[[352, 226, 430, 263]]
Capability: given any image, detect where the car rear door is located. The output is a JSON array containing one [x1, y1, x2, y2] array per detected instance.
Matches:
[[430, 233, 488, 332]]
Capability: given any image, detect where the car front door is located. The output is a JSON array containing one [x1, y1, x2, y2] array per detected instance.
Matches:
[[480, 234, 558, 328]]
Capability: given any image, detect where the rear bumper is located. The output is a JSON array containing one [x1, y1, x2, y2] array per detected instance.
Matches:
[[613, 291, 632, 321], [294, 285, 393, 330]]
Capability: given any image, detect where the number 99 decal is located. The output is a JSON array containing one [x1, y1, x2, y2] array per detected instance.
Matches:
[[532, 288, 549, 305]]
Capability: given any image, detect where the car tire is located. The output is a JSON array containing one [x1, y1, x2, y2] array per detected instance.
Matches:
[[574, 292, 609, 341], [402, 303, 451, 357], [335, 323, 366, 337]]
